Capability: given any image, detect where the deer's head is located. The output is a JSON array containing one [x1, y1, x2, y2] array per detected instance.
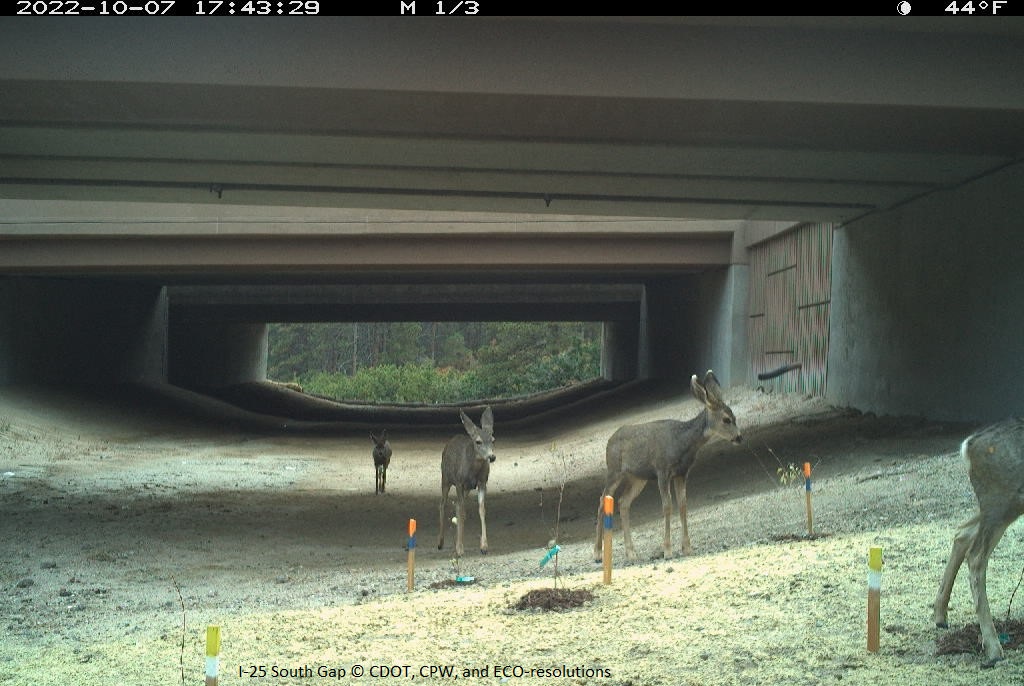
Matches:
[[370, 430, 388, 448], [692, 370, 742, 444], [460, 406, 496, 463]]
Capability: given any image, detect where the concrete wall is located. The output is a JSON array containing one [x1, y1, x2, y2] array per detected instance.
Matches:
[[643, 272, 748, 389], [690, 266, 749, 388], [827, 163, 1024, 422], [0, 277, 167, 385], [168, 322, 269, 389]]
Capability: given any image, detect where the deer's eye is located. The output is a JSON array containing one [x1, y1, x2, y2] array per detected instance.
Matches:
[[723, 417, 733, 424], [476, 438, 483, 445]]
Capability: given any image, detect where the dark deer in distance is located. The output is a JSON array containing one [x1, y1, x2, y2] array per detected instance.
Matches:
[[594, 370, 742, 562], [370, 430, 392, 495], [933, 418, 1024, 667], [438, 407, 495, 557]]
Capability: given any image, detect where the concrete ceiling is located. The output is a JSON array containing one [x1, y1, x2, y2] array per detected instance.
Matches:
[[1, 16, 1022, 228]]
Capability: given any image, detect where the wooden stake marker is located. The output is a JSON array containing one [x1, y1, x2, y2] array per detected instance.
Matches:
[[407, 518, 417, 592], [205, 625, 221, 686], [803, 462, 813, 537], [867, 546, 883, 653], [602, 495, 614, 585]]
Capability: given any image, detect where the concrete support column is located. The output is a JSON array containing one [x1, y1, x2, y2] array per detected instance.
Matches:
[[600, 319, 640, 382], [169, 321, 268, 389], [697, 264, 749, 388]]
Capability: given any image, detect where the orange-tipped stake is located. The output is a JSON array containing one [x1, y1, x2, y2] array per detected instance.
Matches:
[[602, 495, 614, 585], [803, 462, 813, 537], [407, 518, 417, 592], [205, 625, 221, 686], [867, 546, 883, 653]]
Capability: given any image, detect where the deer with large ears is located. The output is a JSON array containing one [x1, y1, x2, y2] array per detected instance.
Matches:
[[594, 370, 741, 562], [933, 418, 1024, 667], [438, 406, 495, 557]]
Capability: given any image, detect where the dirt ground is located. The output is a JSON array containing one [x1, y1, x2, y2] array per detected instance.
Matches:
[[2, 383, 1024, 685]]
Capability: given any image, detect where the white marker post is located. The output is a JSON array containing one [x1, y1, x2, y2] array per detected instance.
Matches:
[[205, 625, 221, 686], [867, 547, 882, 653]]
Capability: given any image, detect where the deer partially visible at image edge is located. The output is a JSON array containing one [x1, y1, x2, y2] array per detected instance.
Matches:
[[933, 417, 1024, 667]]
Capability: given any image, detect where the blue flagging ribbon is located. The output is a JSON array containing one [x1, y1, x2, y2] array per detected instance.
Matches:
[[603, 514, 613, 530], [539, 544, 561, 567], [805, 477, 812, 492], [408, 535, 416, 550]]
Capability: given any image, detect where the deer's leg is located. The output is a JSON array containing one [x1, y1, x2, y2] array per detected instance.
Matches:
[[594, 474, 625, 561], [672, 475, 692, 555], [477, 486, 488, 554], [967, 516, 1012, 666], [933, 513, 978, 627], [454, 489, 467, 558], [656, 475, 674, 559], [437, 483, 451, 550], [617, 476, 648, 561], [381, 464, 387, 493]]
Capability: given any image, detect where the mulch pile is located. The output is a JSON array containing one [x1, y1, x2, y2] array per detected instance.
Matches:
[[936, 619, 1024, 656], [512, 587, 595, 611]]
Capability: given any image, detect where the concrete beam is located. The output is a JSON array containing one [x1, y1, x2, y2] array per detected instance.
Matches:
[[0, 233, 733, 278], [168, 284, 644, 323]]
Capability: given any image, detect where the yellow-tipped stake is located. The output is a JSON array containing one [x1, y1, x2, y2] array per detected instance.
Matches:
[[867, 546, 883, 653], [602, 495, 614, 585], [803, 462, 813, 537], [407, 519, 417, 592], [205, 625, 221, 686]]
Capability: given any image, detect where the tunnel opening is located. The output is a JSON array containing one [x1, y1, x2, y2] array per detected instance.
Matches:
[[164, 281, 659, 429], [265, 321, 604, 405]]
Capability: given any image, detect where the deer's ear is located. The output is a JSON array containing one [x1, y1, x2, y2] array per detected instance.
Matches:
[[691, 374, 709, 404], [703, 370, 725, 403], [481, 406, 494, 433], [460, 409, 478, 434], [703, 370, 720, 389], [370, 432, 377, 443]]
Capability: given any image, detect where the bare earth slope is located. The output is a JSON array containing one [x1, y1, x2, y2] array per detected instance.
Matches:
[[2, 384, 1022, 685]]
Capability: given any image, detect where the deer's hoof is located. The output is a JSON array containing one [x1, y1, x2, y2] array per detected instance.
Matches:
[[982, 655, 1004, 669], [935, 621, 949, 629]]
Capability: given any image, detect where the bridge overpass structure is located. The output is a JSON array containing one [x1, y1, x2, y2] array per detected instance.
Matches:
[[1, 16, 1022, 422]]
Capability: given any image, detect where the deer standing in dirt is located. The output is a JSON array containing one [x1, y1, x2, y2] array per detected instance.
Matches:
[[370, 431, 392, 494], [438, 407, 495, 557], [933, 417, 1024, 667], [594, 370, 742, 562]]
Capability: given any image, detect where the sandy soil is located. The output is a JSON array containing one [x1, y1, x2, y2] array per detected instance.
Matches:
[[2, 383, 1023, 685]]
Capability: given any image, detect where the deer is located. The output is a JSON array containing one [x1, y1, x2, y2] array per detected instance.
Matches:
[[370, 430, 392, 495], [438, 407, 495, 557], [933, 417, 1024, 667], [594, 370, 742, 562]]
